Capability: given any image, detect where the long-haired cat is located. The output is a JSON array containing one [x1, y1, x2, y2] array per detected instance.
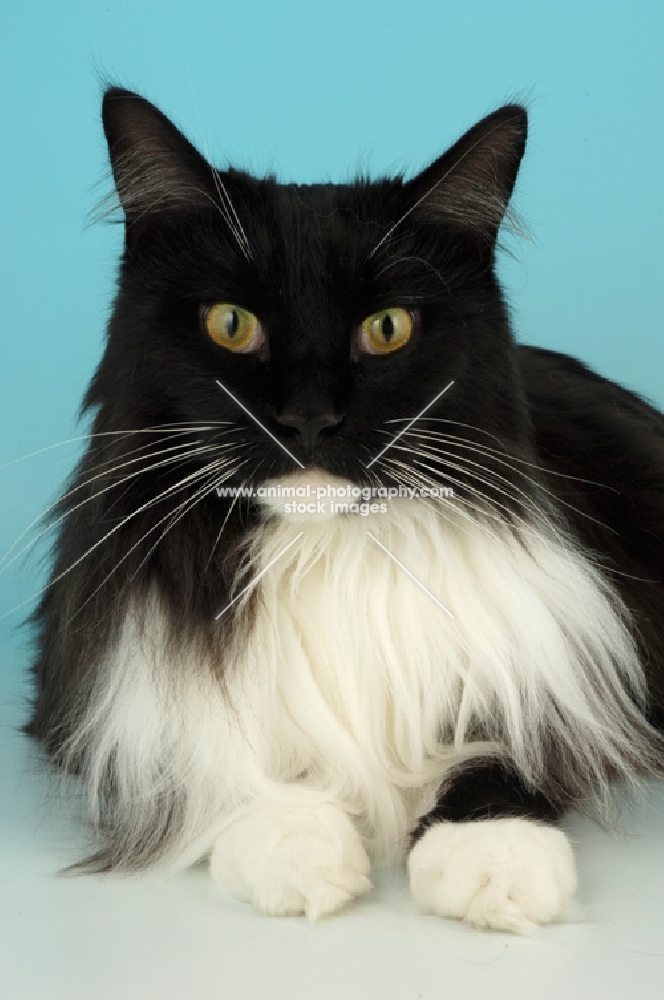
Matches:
[[24, 89, 664, 933]]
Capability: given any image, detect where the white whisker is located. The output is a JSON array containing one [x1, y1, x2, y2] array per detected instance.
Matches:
[[0, 422, 237, 473], [404, 421, 620, 491], [1, 453, 245, 621], [205, 457, 263, 571], [392, 426, 618, 536], [64, 456, 248, 625], [0, 441, 237, 577], [375, 454, 506, 542], [386, 435, 555, 527]]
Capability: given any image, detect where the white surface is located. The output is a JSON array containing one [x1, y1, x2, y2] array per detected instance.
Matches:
[[2, 679, 664, 1000]]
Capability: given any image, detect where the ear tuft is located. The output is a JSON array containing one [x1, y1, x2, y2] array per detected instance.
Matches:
[[101, 88, 214, 220], [407, 105, 528, 242]]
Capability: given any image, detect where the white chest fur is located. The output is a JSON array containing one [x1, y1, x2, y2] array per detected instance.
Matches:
[[68, 498, 653, 872], [224, 499, 647, 860]]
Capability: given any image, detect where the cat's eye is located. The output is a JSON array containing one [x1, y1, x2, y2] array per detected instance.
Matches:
[[202, 303, 265, 353], [357, 308, 414, 355]]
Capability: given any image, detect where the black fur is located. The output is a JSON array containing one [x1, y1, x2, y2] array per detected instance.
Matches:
[[413, 758, 563, 832]]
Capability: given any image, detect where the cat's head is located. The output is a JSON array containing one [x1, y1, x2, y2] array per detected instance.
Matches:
[[88, 89, 530, 515]]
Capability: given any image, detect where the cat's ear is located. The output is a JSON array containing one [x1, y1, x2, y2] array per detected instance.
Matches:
[[102, 88, 215, 219], [404, 105, 527, 242]]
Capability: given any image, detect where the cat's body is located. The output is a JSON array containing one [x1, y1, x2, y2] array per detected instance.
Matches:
[[24, 90, 664, 932]]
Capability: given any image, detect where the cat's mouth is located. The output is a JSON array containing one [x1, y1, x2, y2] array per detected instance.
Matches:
[[256, 467, 362, 523]]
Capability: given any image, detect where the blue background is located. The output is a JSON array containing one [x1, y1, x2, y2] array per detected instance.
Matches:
[[1, 0, 663, 665]]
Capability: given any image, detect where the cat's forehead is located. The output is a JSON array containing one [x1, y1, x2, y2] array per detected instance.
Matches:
[[251, 175, 404, 237], [282, 179, 401, 206]]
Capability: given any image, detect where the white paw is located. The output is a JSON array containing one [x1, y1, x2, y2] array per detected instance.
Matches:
[[408, 818, 577, 933], [209, 801, 371, 920]]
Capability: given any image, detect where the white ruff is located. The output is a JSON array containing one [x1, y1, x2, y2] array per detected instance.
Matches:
[[63, 498, 653, 873]]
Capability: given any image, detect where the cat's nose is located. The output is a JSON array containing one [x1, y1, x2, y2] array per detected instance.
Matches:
[[275, 411, 345, 457]]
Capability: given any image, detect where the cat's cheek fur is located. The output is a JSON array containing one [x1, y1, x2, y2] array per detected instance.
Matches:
[[209, 800, 371, 919], [408, 818, 578, 933]]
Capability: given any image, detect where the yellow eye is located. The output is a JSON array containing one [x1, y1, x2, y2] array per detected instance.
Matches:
[[358, 308, 414, 355], [203, 303, 264, 352]]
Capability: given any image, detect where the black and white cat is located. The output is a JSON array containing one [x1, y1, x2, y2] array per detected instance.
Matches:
[[25, 89, 664, 933]]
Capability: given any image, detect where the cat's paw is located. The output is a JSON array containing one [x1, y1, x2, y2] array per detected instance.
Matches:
[[209, 801, 372, 920], [408, 817, 577, 933]]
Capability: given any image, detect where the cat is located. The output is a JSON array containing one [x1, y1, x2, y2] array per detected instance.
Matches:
[[23, 88, 664, 933]]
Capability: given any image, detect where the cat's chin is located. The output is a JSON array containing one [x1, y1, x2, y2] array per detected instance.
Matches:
[[256, 467, 359, 523]]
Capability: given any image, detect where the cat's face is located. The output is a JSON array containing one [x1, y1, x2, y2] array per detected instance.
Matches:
[[90, 91, 530, 507]]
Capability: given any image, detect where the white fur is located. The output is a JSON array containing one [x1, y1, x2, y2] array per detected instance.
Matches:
[[408, 818, 577, 932], [61, 492, 660, 924], [209, 799, 371, 919]]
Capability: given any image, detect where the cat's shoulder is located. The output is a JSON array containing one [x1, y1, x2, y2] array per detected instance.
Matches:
[[516, 343, 664, 432]]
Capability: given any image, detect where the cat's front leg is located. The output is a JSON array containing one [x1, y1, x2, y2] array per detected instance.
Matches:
[[408, 758, 577, 933], [209, 798, 371, 920]]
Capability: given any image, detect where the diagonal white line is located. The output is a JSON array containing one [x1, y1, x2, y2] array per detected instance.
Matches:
[[365, 381, 454, 468], [216, 379, 305, 469], [215, 531, 304, 620], [366, 531, 455, 619]]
